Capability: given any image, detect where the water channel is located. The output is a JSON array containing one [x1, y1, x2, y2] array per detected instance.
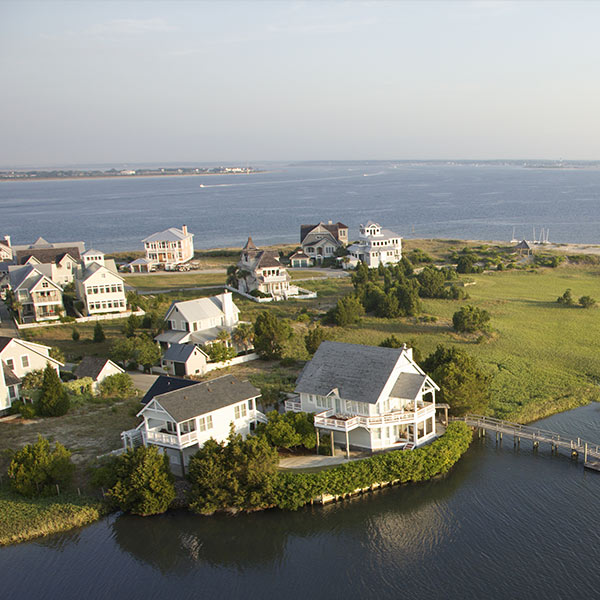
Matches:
[[3, 404, 600, 599]]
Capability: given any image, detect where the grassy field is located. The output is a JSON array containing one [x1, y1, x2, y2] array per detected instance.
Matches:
[[124, 272, 227, 290], [0, 488, 107, 546]]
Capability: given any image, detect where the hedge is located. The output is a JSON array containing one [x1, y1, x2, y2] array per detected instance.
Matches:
[[273, 422, 472, 510]]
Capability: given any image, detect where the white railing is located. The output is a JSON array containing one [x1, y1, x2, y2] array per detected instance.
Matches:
[[144, 428, 198, 448], [314, 404, 436, 432], [254, 410, 268, 424], [285, 399, 302, 412]]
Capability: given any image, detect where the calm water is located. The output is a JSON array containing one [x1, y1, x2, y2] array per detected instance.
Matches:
[[3, 404, 600, 599], [1, 163, 599, 251]]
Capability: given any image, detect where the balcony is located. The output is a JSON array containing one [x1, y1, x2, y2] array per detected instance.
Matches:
[[144, 428, 198, 448], [285, 398, 302, 412], [313, 404, 436, 433]]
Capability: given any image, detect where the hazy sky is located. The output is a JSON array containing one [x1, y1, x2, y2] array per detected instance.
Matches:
[[2, 0, 600, 166]]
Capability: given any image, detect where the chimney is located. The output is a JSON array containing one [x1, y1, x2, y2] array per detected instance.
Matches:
[[328, 220, 332, 225], [182, 224, 188, 236], [4, 235, 11, 247], [221, 290, 235, 327]]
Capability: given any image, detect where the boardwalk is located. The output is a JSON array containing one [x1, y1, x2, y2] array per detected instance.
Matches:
[[452, 414, 600, 471]]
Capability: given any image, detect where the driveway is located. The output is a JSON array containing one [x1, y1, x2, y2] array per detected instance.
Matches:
[[0, 300, 18, 338], [127, 372, 158, 394]]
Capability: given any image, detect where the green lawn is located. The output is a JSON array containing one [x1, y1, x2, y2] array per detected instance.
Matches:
[[124, 272, 227, 290]]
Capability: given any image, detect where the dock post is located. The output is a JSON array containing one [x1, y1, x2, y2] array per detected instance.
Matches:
[[331, 431, 335, 457], [495, 431, 498, 444], [316, 428, 320, 455], [345, 430, 350, 460], [585, 443, 588, 463]]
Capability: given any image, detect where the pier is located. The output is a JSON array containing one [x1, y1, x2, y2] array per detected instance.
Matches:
[[452, 414, 600, 471]]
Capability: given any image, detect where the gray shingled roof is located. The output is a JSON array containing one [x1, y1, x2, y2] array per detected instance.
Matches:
[[2, 362, 21, 386], [163, 344, 200, 363], [153, 374, 260, 422], [295, 341, 404, 405], [74, 356, 122, 380], [142, 227, 191, 243], [391, 372, 427, 400]]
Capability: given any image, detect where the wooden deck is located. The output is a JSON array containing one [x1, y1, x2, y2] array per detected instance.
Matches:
[[452, 414, 600, 471]]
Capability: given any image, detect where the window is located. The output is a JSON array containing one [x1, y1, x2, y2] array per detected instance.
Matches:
[[241, 403, 247, 417], [6, 358, 14, 370], [235, 405, 241, 419], [21, 355, 29, 368], [248, 399, 254, 411], [166, 422, 176, 433], [180, 419, 196, 434], [199, 415, 213, 431], [9, 386, 17, 399]]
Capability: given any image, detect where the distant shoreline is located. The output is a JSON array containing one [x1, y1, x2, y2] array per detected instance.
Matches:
[[0, 170, 267, 183]]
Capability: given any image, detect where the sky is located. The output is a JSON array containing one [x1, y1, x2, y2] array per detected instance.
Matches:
[[1, 0, 600, 166]]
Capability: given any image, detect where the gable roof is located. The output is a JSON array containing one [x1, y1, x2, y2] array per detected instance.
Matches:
[[82, 249, 104, 257], [141, 375, 198, 405], [515, 240, 531, 250], [255, 250, 281, 268], [0, 337, 63, 366], [150, 374, 260, 422], [163, 344, 205, 363], [74, 356, 123, 381], [290, 250, 310, 260], [142, 227, 192, 243], [8, 265, 62, 293], [165, 296, 225, 324], [391, 372, 428, 400], [300, 222, 348, 243], [295, 341, 405, 405], [2, 362, 21, 386], [15, 246, 82, 265], [79, 261, 124, 283]]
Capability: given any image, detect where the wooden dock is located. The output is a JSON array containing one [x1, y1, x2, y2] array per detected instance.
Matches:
[[452, 414, 600, 471]]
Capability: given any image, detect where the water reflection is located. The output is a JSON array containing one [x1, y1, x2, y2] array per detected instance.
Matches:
[[112, 450, 473, 574]]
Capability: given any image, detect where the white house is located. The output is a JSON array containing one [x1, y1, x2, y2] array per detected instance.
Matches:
[[21, 254, 78, 287], [74, 251, 127, 316], [161, 344, 209, 377], [9, 265, 64, 322], [0, 236, 13, 262], [122, 374, 266, 473], [155, 291, 240, 349], [236, 237, 292, 298], [347, 221, 402, 267], [0, 337, 63, 413], [288, 341, 439, 453], [300, 221, 348, 264], [141, 225, 194, 268], [73, 356, 125, 393]]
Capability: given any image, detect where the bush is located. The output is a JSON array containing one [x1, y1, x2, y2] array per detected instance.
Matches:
[[304, 326, 330, 355], [327, 295, 365, 326], [21, 369, 45, 392], [36, 364, 70, 417], [207, 341, 237, 362], [107, 446, 175, 516], [93, 322, 106, 343], [256, 411, 316, 450], [557, 288, 575, 306], [579, 295, 596, 309], [187, 430, 279, 514], [254, 312, 293, 360], [98, 373, 135, 399], [7, 435, 75, 497], [452, 305, 491, 333], [49, 347, 65, 363], [71, 328, 80, 341], [59, 315, 76, 323], [64, 377, 93, 398]]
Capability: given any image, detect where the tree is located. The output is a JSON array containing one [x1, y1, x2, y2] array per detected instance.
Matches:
[[110, 337, 136, 366], [232, 322, 254, 352], [93, 322, 106, 343], [107, 446, 175, 516], [99, 372, 135, 398], [207, 341, 237, 362], [123, 314, 140, 338], [579, 295, 596, 309], [396, 282, 422, 316], [456, 255, 477, 274], [187, 429, 279, 514], [36, 364, 69, 417], [21, 369, 45, 392], [375, 291, 401, 318], [423, 345, 491, 415], [7, 435, 75, 497], [49, 346, 65, 363], [328, 295, 365, 326], [379, 336, 422, 363], [253, 312, 292, 360], [452, 305, 491, 333], [257, 411, 317, 451], [71, 328, 80, 341], [304, 326, 329, 355], [226, 265, 240, 287], [134, 336, 162, 372], [417, 266, 446, 298], [557, 288, 575, 306]]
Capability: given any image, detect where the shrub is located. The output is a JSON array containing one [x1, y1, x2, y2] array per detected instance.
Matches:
[[49, 346, 65, 363], [452, 305, 491, 333], [187, 430, 279, 514], [59, 315, 76, 323], [93, 322, 106, 343], [98, 373, 135, 399], [254, 312, 293, 360], [36, 364, 70, 417], [557, 288, 575, 306], [7, 435, 75, 497], [64, 377, 93, 398], [207, 341, 237, 362], [304, 326, 329, 355], [21, 369, 45, 392], [327, 295, 365, 326], [257, 411, 316, 450], [107, 446, 175, 516], [579, 295, 596, 309], [71, 328, 80, 341]]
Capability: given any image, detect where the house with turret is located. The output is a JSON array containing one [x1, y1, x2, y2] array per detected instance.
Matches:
[[347, 221, 402, 267]]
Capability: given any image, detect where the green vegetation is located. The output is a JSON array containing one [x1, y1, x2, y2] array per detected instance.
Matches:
[[304, 325, 330, 355], [579, 295, 596, 308], [98, 373, 135, 399], [254, 312, 293, 359], [207, 341, 237, 362], [36, 364, 70, 417], [256, 411, 316, 450], [557, 288, 575, 306], [7, 435, 75, 497], [93, 322, 106, 343], [104, 447, 176, 516], [188, 430, 279, 514], [0, 488, 106, 546], [452, 304, 491, 333]]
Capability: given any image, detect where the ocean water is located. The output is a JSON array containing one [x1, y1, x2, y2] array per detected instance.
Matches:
[[1, 162, 599, 252]]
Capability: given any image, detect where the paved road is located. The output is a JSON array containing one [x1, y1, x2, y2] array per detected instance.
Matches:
[[0, 300, 18, 338]]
